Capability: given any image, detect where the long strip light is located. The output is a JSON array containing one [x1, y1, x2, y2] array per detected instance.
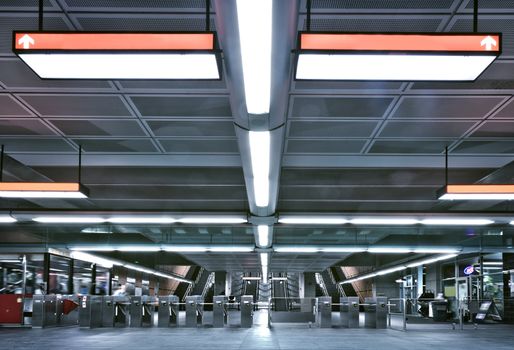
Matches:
[[177, 216, 247, 224], [69, 251, 191, 283], [296, 33, 501, 81], [341, 254, 457, 285], [33, 216, 105, 224], [260, 253, 269, 283], [107, 217, 176, 224], [13, 32, 221, 80], [278, 216, 496, 226], [249, 131, 271, 207], [70, 245, 254, 253], [278, 217, 348, 225], [257, 225, 270, 247], [275, 246, 460, 254], [438, 184, 514, 200], [0, 215, 16, 223], [236, 0, 272, 114], [0, 182, 89, 198]]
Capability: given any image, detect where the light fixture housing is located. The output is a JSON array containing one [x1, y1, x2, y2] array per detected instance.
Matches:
[[0, 182, 89, 198], [257, 225, 270, 248], [438, 184, 514, 200], [249, 131, 271, 207], [0, 215, 16, 223], [13, 32, 221, 80], [295, 32, 501, 81]]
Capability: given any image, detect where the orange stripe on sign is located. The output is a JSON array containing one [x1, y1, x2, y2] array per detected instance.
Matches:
[[14, 33, 214, 50], [300, 34, 500, 52], [446, 184, 514, 194], [0, 182, 81, 192]]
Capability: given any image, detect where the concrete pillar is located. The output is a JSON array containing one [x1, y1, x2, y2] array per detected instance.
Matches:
[[214, 271, 226, 295], [373, 273, 401, 299], [225, 273, 232, 296], [425, 262, 441, 295], [301, 272, 316, 298]]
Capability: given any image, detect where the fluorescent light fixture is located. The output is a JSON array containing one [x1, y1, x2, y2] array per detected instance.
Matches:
[[274, 247, 318, 253], [242, 276, 262, 281], [257, 225, 270, 247], [0, 215, 16, 223], [368, 247, 413, 254], [0, 182, 89, 198], [33, 216, 106, 224], [262, 265, 269, 283], [107, 217, 176, 224], [271, 277, 288, 281], [209, 246, 254, 253], [438, 184, 514, 200], [342, 254, 457, 284], [162, 246, 207, 253], [350, 218, 418, 225], [116, 246, 161, 252], [375, 266, 407, 276], [296, 33, 501, 81], [69, 246, 115, 252], [236, 0, 272, 114], [278, 217, 348, 225], [483, 262, 503, 266], [177, 217, 247, 224], [260, 253, 269, 266], [319, 247, 366, 253], [406, 254, 458, 268], [412, 248, 460, 254], [249, 131, 270, 207], [70, 251, 115, 268], [420, 218, 494, 226], [13, 32, 220, 80]]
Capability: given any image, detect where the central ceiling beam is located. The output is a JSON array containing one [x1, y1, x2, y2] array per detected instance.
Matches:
[[213, 0, 299, 217]]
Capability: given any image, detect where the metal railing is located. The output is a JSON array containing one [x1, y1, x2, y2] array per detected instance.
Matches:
[[327, 268, 346, 297], [201, 272, 215, 299], [315, 273, 329, 297]]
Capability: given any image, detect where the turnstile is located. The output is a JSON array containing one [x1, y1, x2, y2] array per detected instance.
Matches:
[[240, 295, 253, 328], [340, 296, 349, 327], [141, 296, 156, 327], [78, 295, 103, 328], [348, 297, 360, 328], [213, 296, 227, 328], [102, 296, 115, 327], [364, 297, 377, 328], [58, 295, 79, 326], [185, 295, 203, 327], [32, 295, 55, 328], [113, 296, 130, 327], [130, 296, 142, 327], [318, 296, 332, 328], [158, 295, 179, 327], [376, 296, 388, 329]]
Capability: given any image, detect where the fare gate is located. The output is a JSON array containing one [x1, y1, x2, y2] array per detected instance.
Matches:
[[318, 296, 332, 328], [185, 295, 203, 327], [78, 295, 102, 328], [240, 295, 253, 328], [158, 295, 179, 328], [213, 296, 227, 328]]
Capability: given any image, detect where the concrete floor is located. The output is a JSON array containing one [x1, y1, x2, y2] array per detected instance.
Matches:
[[1, 311, 514, 350]]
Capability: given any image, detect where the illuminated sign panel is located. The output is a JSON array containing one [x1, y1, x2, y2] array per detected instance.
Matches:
[[13, 32, 221, 80], [296, 33, 501, 81]]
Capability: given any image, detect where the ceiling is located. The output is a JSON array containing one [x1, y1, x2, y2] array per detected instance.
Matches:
[[1, 0, 514, 273]]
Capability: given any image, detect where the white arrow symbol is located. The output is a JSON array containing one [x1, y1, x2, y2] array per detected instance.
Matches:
[[480, 36, 497, 51], [18, 34, 35, 49]]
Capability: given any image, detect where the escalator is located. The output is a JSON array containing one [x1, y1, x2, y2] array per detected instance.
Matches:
[[272, 277, 288, 311], [243, 279, 258, 302]]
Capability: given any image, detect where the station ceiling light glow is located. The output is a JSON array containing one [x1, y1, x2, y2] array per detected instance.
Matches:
[[438, 184, 514, 200], [257, 225, 270, 248], [420, 218, 494, 226], [278, 217, 348, 225], [107, 217, 176, 224], [176, 216, 247, 224], [249, 131, 271, 207], [0, 215, 16, 223], [33, 216, 105, 224], [349, 218, 418, 225], [236, 0, 272, 114], [0, 182, 89, 198], [296, 33, 501, 81], [13, 32, 221, 80]]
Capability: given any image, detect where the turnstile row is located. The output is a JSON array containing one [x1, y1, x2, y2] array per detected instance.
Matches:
[[77, 294, 254, 329], [32, 294, 80, 328], [319, 296, 388, 328]]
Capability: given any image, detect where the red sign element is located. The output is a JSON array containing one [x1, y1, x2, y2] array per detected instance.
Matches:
[[300, 33, 500, 52], [14, 32, 215, 51]]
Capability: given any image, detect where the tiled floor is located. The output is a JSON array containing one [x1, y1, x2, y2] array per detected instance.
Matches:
[[1, 312, 514, 350]]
